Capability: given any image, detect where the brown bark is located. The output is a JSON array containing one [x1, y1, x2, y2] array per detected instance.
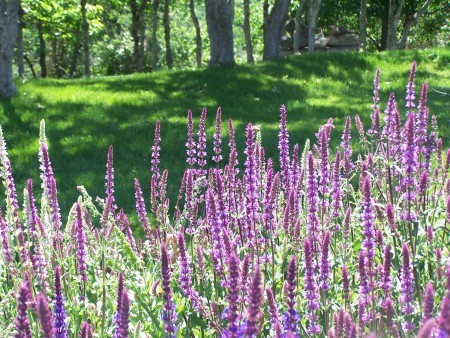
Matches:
[[81, 0, 91, 76], [359, 0, 367, 51], [163, 0, 173, 69], [17, 2, 25, 78], [398, 0, 432, 49], [152, 0, 159, 71], [0, 0, 19, 97], [37, 21, 47, 78], [293, 2, 305, 53], [307, 0, 322, 52], [243, 0, 254, 63], [189, 0, 202, 67], [386, 0, 404, 49], [205, 0, 235, 66], [263, 0, 291, 60], [131, 0, 148, 72]]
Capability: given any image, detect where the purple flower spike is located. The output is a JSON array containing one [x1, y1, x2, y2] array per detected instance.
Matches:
[[438, 293, 450, 335], [113, 274, 124, 338], [319, 231, 331, 291], [244, 265, 263, 337], [80, 322, 94, 338], [186, 110, 197, 166], [278, 104, 291, 192], [134, 178, 151, 238], [306, 151, 320, 249], [380, 245, 393, 296], [76, 203, 87, 283], [105, 145, 117, 212], [151, 121, 162, 178], [213, 107, 222, 163], [423, 282, 435, 323], [36, 293, 55, 338], [53, 267, 68, 338], [406, 61, 417, 115], [116, 288, 130, 338], [361, 176, 375, 260], [283, 254, 300, 336], [14, 282, 32, 338], [417, 318, 437, 338], [400, 243, 415, 332], [161, 244, 177, 337], [244, 123, 259, 243], [304, 237, 320, 335], [266, 287, 283, 337], [342, 265, 349, 307], [224, 252, 241, 337], [197, 108, 207, 174], [0, 208, 13, 267]]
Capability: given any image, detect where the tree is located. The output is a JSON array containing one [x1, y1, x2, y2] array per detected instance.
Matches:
[[263, 0, 291, 60], [307, 0, 322, 52], [81, 0, 91, 76], [189, 0, 202, 67], [163, 0, 173, 69], [0, 0, 19, 98], [293, 1, 306, 53], [243, 0, 254, 63], [130, 0, 148, 72], [359, 0, 367, 50], [152, 0, 159, 70], [205, 0, 235, 66]]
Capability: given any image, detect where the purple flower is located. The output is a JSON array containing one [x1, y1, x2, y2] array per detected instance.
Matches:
[[244, 123, 259, 243], [266, 287, 283, 337], [278, 104, 291, 192], [134, 178, 151, 239], [118, 210, 137, 253], [244, 265, 263, 337], [151, 121, 162, 178], [316, 119, 333, 201], [417, 318, 437, 338], [223, 252, 241, 337], [206, 188, 224, 275], [400, 243, 415, 332], [14, 282, 32, 338], [406, 61, 417, 115], [213, 107, 223, 163], [197, 108, 207, 174], [306, 151, 320, 249], [304, 237, 320, 335], [361, 176, 375, 260], [113, 274, 124, 338], [342, 265, 349, 307], [76, 203, 87, 283], [186, 110, 197, 166], [283, 255, 300, 336], [340, 116, 354, 177], [331, 151, 342, 221], [0, 208, 13, 267], [161, 244, 177, 336], [53, 267, 68, 338], [116, 288, 130, 338], [80, 322, 94, 338], [105, 145, 117, 212], [36, 293, 55, 338], [423, 282, 435, 323], [380, 245, 393, 295], [228, 119, 239, 173], [401, 114, 418, 212], [319, 231, 331, 291]]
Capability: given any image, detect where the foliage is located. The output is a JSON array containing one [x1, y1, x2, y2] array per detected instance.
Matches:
[[1, 58, 450, 337]]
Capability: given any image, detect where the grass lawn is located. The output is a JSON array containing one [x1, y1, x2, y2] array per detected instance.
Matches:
[[0, 48, 449, 222]]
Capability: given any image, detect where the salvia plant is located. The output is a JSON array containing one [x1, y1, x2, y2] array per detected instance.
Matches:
[[0, 62, 449, 337]]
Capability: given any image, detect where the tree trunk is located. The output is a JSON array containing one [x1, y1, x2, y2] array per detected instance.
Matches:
[[81, 0, 91, 76], [189, 0, 202, 67], [263, 0, 291, 60], [37, 21, 47, 78], [163, 0, 173, 69], [17, 2, 25, 78], [359, 0, 367, 51], [386, 0, 404, 50], [307, 0, 322, 52], [130, 0, 148, 72], [0, 0, 19, 98], [398, 0, 432, 49], [293, 1, 305, 53], [243, 0, 254, 63], [205, 0, 235, 66], [70, 27, 81, 77], [152, 0, 159, 71], [381, 14, 388, 50]]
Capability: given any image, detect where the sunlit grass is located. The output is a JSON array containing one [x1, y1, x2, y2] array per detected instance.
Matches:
[[0, 48, 448, 223]]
